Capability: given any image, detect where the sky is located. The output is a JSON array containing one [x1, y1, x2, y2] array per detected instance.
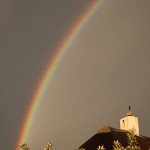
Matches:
[[0, 0, 150, 150]]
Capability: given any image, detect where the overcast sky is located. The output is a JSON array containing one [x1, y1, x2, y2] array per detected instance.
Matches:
[[0, 1, 150, 150]]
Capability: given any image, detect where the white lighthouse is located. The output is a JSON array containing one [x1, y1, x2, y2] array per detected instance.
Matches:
[[120, 106, 139, 135]]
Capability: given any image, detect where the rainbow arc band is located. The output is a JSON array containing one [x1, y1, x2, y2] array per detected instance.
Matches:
[[16, 0, 105, 149]]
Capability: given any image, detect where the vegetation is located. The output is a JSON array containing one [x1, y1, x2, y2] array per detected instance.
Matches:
[[19, 142, 52, 150], [19, 143, 31, 150], [19, 129, 142, 150]]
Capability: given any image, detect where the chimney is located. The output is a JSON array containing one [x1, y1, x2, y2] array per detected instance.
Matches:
[[120, 106, 139, 135]]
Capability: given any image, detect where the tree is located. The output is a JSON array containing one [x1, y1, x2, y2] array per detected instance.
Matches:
[[126, 129, 141, 150], [113, 140, 125, 150], [44, 142, 53, 150], [97, 145, 105, 150], [19, 143, 31, 150], [19, 129, 142, 150]]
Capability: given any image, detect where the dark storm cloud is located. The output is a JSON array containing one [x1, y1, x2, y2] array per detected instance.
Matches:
[[0, 1, 150, 150], [0, 1, 91, 149]]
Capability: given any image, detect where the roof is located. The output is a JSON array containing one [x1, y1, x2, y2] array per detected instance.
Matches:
[[79, 126, 150, 150]]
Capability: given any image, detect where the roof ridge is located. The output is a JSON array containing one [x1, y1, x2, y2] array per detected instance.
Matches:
[[97, 126, 125, 133]]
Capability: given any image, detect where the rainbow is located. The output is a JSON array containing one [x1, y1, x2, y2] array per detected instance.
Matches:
[[16, 0, 105, 149]]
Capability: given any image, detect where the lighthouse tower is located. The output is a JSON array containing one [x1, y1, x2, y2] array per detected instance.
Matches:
[[120, 106, 139, 135]]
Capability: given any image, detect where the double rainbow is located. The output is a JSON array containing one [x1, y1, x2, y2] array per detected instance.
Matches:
[[16, 0, 105, 149]]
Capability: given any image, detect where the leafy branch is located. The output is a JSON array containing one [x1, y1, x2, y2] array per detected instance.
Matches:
[[19, 129, 142, 150]]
